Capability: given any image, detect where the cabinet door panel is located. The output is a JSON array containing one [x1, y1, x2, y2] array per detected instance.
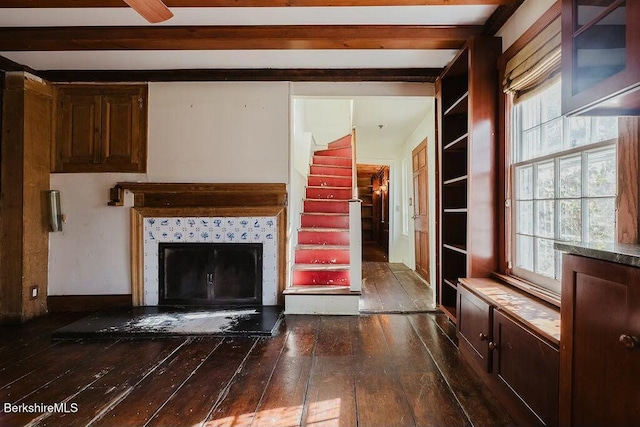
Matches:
[[102, 94, 136, 165], [560, 254, 640, 427], [56, 93, 100, 168], [493, 310, 559, 426], [457, 285, 491, 371]]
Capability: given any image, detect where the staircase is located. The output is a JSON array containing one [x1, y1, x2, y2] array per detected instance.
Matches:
[[284, 134, 361, 314]]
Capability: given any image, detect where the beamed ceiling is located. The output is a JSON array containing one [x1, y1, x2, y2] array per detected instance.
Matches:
[[0, 0, 523, 82]]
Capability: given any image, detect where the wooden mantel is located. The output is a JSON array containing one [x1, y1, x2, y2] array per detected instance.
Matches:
[[108, 182, 287, 208]]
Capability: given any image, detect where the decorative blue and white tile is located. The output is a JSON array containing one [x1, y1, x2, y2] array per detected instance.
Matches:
[[142, 215, 280, 306]]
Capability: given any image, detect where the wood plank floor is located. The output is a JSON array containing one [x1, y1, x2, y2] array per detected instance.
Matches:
[[0, 312, 515, 427], [360, 262, 435, 313]]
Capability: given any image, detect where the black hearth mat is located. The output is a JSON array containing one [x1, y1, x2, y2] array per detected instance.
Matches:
[[52, 305, 282, 339]]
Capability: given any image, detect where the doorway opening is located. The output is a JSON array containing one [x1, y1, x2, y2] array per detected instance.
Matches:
[[290, 94, 437, 313], [357, 164, 390, 262]]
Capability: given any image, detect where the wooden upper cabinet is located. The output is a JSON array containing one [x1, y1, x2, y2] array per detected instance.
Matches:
[[52, 84, 148, 173], [562, 0, 640, 115]]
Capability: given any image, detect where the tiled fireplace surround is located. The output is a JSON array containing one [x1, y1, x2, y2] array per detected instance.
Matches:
[[110, 183, 288, 307], [142, 215, 278, 305]]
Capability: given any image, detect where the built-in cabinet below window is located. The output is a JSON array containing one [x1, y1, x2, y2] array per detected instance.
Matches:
[[457, 278, 560, 426], [562, 0, 640, 115], [52, 84, 148, 173]]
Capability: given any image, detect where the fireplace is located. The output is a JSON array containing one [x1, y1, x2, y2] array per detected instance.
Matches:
[[112, 182, 287, 307], [159, 242, 263, 306], [141, 215, 279, 306]]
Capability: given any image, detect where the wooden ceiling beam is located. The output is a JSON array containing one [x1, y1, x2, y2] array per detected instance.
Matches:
[[0, 25, 481, 51], [39, 68, 442, 82], [0, 0, 516, 7]]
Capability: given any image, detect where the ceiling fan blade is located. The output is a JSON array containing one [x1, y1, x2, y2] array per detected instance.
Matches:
[[123, 0, 173, 24]]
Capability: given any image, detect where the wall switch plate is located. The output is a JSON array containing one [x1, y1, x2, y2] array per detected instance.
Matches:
[[30, 285, 38, 299]]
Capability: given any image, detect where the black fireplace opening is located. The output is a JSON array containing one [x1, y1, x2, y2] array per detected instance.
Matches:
[[159, 243, 263, 306]]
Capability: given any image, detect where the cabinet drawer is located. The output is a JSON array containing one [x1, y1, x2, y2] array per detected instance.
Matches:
[[493, 310, 559, 426], [457, 285, 492, 371]]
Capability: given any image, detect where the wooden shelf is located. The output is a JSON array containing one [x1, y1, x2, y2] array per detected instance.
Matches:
[[443, 91, 469, 116], [440, 304, 458, 321], [444, 133, 468, 151], [443, 175, 468, 186], [443, 243, 467, 254], [443, 278, 458, 289]]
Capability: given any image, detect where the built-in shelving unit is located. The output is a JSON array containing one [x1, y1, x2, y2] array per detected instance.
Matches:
[[436, 36, 501, 323]]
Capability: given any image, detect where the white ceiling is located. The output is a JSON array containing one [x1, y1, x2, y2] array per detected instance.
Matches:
[[0, 5, 497, 70], [299, 96, 431, 148]]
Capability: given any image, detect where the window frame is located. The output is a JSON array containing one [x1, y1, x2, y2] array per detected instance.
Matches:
[[497, 3, 639, 307]]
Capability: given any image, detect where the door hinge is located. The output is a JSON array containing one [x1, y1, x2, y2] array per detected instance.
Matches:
[[505, 198, 511, 208]]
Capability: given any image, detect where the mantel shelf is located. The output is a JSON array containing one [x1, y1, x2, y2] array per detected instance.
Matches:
[[108, 182, 287, 209]]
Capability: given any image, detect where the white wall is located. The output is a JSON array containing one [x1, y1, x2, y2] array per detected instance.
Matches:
[[49, 82, 290, 295], [391, 99, 436, 291], [496, 0, 557, 52]]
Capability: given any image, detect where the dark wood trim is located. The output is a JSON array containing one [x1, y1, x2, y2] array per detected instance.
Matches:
[[617, 117, 640, 244], [0, 25, 482, 51], [0, 0, 516, 7], [47, 294, 132, 312], [497, 1, 560, 275], [40, 68, 442, 83], [482, 0, 525, 36]]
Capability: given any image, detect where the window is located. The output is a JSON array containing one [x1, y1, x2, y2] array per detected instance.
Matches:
[[511, 81, 617, 293]]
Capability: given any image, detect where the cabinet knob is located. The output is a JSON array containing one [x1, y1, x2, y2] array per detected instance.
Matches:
[[488, 341, 497, 351], [619, 334, 638, 350], [478, 333, 487, 341]]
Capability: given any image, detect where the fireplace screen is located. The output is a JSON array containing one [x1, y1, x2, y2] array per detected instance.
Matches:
[[159, 243, 263, 306]]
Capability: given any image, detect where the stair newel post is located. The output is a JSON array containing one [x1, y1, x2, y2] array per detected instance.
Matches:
[[349, 200, 362, 292], [351, 128, 357, 200], [349, 128, 362, 292]]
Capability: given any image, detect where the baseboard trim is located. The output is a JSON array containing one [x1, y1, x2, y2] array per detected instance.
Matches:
[[48, 295, 132, 312]]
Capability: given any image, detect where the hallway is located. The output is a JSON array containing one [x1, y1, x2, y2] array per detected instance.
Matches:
[[360, 261, 435, 314]]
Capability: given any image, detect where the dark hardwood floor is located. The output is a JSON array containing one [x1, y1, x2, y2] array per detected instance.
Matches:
[[360, 262, 435, 313], [362, 242, 388, 262], [0, 311, 514, 427], [0, 260, 490, 426]]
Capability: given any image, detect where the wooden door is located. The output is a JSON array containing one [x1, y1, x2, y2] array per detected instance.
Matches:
[[412, 139, 429, 281]]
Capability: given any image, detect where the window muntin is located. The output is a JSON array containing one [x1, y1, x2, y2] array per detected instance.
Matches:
[[512, 81, 617, 293]]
